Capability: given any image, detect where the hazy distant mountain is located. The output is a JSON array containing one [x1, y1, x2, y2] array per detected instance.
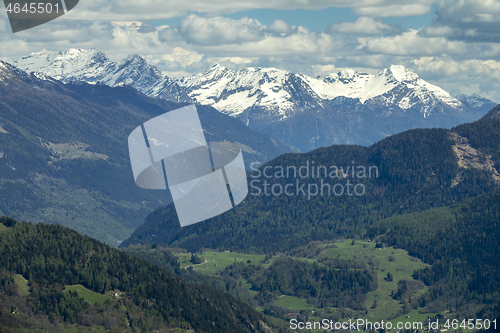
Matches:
[[14, 48, 189, 102], [0, 60, 296, 245], [455, 93, 497, 113], [15, 48, 497, 151], [166, 64, 461, 119]]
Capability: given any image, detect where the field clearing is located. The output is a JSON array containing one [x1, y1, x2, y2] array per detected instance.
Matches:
[[177, 251, 276, 274], [13, 274, 30, 297], [390, 309, 481, 333], [40, 141, 108, 161], [64, 285, 112, 305], [276, 295, 316, 311], [388, 309, 438, 327], [236, 277, 259, 297], [321, 239, 429, 321]]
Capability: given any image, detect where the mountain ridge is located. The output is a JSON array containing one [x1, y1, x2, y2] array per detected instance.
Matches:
[[15, 49, 483, 117], [120, 113, 500, 251], [14, 48, 497, 151]]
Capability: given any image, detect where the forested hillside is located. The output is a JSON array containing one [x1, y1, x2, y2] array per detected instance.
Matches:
[[122, 118, 500, 252], [121, 181, 500, 330], [368, 189, 500, 319], [0, 217, 277, 333]]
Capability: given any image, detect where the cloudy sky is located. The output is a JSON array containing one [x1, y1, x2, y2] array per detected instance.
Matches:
[[1, 0, 500, 102]]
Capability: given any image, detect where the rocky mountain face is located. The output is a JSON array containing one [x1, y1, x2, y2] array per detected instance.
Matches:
[[15, 48, 497, 151]]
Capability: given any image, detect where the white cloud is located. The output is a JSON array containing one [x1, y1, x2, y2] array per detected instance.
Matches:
[[265, 19, 294, 34], [419, 0, 500, 42], [361, 30, 500, 59], [161, 47, 203, 66], [354, 3, 434, 17], [411, 57, 500, 81], [190, 30, 341, 57], [38, 0, 438, 21], [177, 15, 264, 46], [326, 16, 405, 35], [365, 30, 456, 56], [410, 57, 500, 102]]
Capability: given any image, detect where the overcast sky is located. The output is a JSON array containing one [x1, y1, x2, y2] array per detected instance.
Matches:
[[1, 0, 499, 102]]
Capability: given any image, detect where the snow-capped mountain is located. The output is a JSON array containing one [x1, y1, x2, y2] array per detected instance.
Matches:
[[301, 65, 462, 115], [150, 65, 323, 120], [455, 93, 496, 112], [13, 48, 497, 151], [14, 48, 163, 94], [151, 64, 465, 120]]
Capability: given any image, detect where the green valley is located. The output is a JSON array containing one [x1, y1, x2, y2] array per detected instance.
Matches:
[[124, 240, 441, 330]]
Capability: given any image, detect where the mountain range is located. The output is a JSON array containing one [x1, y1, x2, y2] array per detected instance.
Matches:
[[14, 48, 497, 152], [0, 60, 295, 246]]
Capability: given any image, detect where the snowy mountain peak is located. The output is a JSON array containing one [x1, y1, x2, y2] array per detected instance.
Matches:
[[58, 48, 107, 61], [456, 93, 496, 109], [8, 49, 497, 152], [114, 54, 162, 77], [15, 48, 165, 92], [0, 61, 15, 82], [18, 48, 109, 69], [209, 63, 225, 70], [15, 48, 115, 84], [0, 60, 59, 87], [103, 54, 163, 88], [121, 54, 147, 65], [241, 66, 290, 83], [203, 64, 233, 80], [381, 65, 419, 82], [338, 68, 357, 80]]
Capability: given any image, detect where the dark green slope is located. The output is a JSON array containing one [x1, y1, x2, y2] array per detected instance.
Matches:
[[122, 118, 500, 252], [0, 217, 275, 333], [368, 188, 500, 321], [482, 103, 500, 120], [0, 61, 296, 245]]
